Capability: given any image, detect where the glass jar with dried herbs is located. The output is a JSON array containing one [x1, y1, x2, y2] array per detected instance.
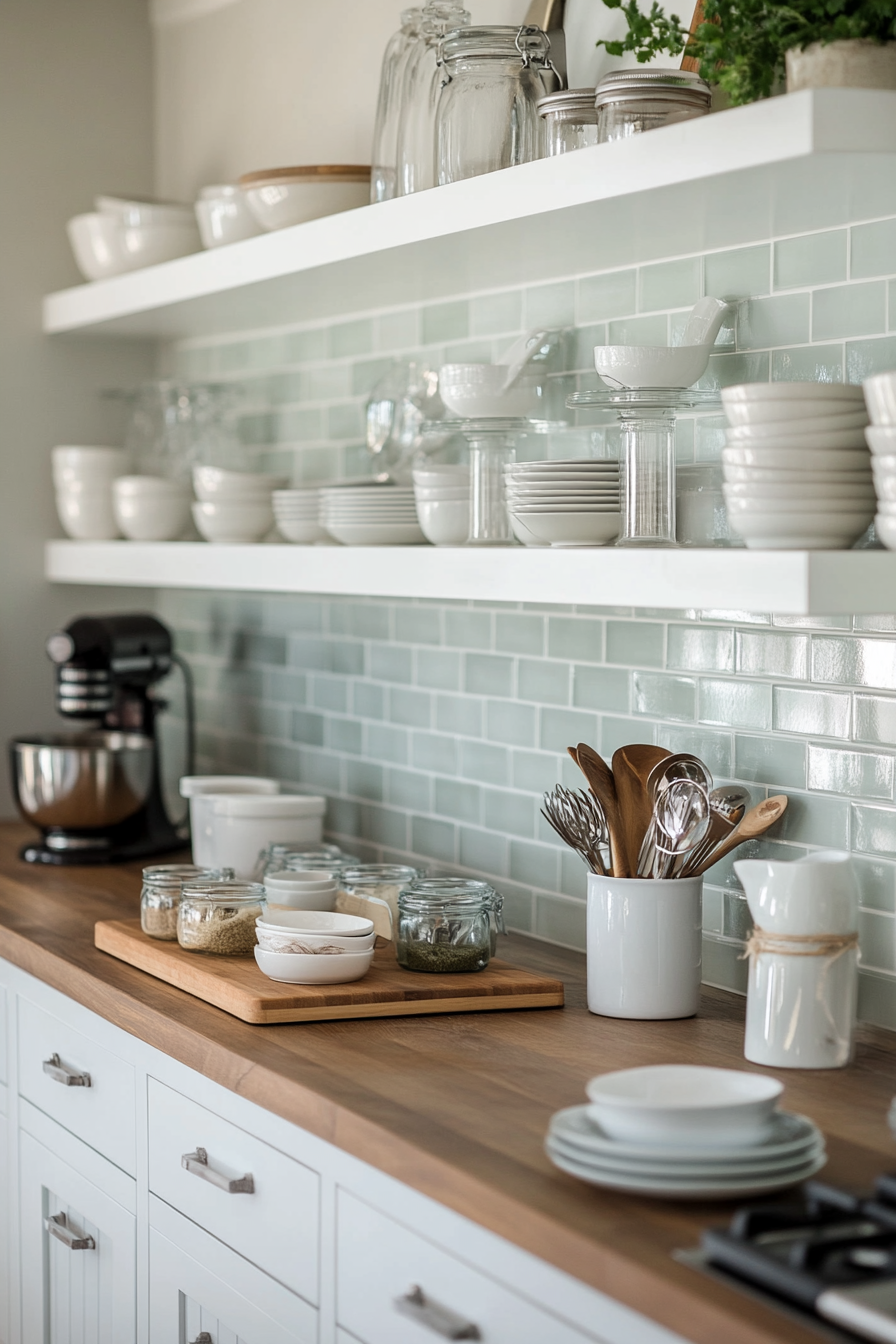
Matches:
[[396, 879, 498, 973]]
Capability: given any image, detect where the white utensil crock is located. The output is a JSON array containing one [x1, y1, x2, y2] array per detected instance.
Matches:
[[586, 874, 703, 1019]]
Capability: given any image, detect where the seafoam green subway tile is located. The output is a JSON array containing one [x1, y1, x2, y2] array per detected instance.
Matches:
[[704, 244, 770, 301], [774, 230, 847, 290], [700, 610, 770, 625], [846, 335, 896, 382], [639, 257, 701, 312], [813, 281, 886, 341], [773, 686, 850, 738], [540, 706, 599, 753], [359, 802, 408, 850], [268, 370, 306, 404], [495, 612, 544, 655], [633, 672, 696, 721], [737, 631, 809, 681], [855, 695, 896, 746], [464, 653, 513, 697], [735, 734, 807, 788], [296, 745, 342, 792], [856, 616, 896, 633], [813, 636, 896, 691], [326, 402, 364, 440], [486, 699, 536, 747], [326, 797, 360, 837], [572, 666, 630, 713], [577, 269, 637, 323], [510, 839, 560, 891], [470, 289, 523, 336], [702, 351, 770, 390], [771, 345, 845, 383], [723, 891, 753, 942], [498, 881, 535, 933], [410, 730, 455, 775], [460, 740, 509, 787], [851, 219, 896, 279], [808, 744, 894, 800], [535, 894, 586, 950], [859, 909, 896, 972], [444, 608, 492, 649], [608, 314, 668, 345], [352, 681, 385, 719], [694, 417, 727, 462], [376, 307, 418, 351], [311, 676, 348, 713], [703, 937, 749, 994], [853, 803, 896, 857], [853, 856, 896, 913], [345, 759, 384, 801], [365, 723, 408, 765], [513, 749, 564, 793], [605, 620, 663, 667], [773, 614, 851, 631], [518, 658, 570, 705], [264, 667, 307, 703], [858, 969, 896, 1031], [459, 825, 508, 876], [483, 787, 535, 838], [436, 693, 482, 737], [441, 338, 494, 363], [370, 644, 413, 684], [326, 718, 362, 755], [703, 885, 724, 935], [422, 299, 468, 344], [547, 616, 603, 662], [412, 815, 457, 863], [601, 715, 653, 757], [387, 767, 432, 812], [776, 793, 849, 848], [328, 318, 374, 359], [559, 849, 590, 901], [700, 678, 772, 730], [393, 606, 441, 646], [667, 625, 735, 673], [282, 329, 325, 363], [738, 293, 810, 350], [435, 777, 482, 824], [571, 323, 608, 371], [663, 726, 733, 775], [524, 280, 575, 328], [415, 649, 461, 691], [292, 709, 325, 745]]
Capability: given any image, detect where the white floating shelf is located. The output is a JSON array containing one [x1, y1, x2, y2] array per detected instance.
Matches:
[[45, 540, 896, 615], [43, 90, 896, 340]]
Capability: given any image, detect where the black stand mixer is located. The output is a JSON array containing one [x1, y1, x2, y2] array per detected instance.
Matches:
[[10, 613, 194, 865]]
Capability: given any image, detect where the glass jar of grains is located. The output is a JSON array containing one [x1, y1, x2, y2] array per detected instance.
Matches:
[[396, 879, 495, 973], [177, 882, 266, 955], [594, 68, 711, 144], [536, 87, 599, 155], [140, 865, 233, 941], [339, 864, 422, 925]]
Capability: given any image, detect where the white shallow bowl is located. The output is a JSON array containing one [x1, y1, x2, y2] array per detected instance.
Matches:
[[723, 445, 871, 471], [873, 477, 896, 502], [256, 927, 376, 953], [325, 521, 427, 545], [417, 497, 469, 545], [56, 487, 119, 540], [724, 465, 872, 485], [509, 515, 548, 546], [256, 910, 374, 937], [193, 465, 286, 501], [240, 168, 370, 231], [66, 213, 126, 281], [875, 514, 896, 548], [723, 381, 865, 405], [52, 445, 128, 487], [863, 371, 896, 425], [595, 343, 710, 390], [729, 513, 872, 548], [277, 518, 331, 543], [723, 401, 868, 427], [512, 511, 620, 545], [254, 945, 373, 984], [725, 493, 874, 514], [262, 888, 337, 912], [585, 1065, 783, 1149], [871, 452, 896, 472], [192, 499, 273, 543], [413, 466, 470, 485], [723, 482, 875, 503], [725, 425, 869, 451], [95, 195, 194, 225], [195, 184, 263, 248], [865, 426, 896, 454], [113, 476, 192, 541], [438, 363, 542, 418], [413, 484, 471, 501]]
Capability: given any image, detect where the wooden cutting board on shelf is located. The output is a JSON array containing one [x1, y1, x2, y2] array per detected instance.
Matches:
[[94, 918, 565, 1025]]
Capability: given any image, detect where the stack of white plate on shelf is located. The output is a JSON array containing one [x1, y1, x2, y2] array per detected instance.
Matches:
[[545, 1065, 826, 1201], [505, 459, 621, 547], [319, 484, 426, 545], [863, 372, 896, 550], [413, 464, 471, 545], [720, 382, 874, 550], [272, 488, 329, 544]]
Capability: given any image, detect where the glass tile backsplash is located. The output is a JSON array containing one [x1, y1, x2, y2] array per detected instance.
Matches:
[[161, 211, 896, 1028]]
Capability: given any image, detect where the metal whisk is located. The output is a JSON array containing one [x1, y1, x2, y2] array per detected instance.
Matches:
[[541, 785, 609, 876]]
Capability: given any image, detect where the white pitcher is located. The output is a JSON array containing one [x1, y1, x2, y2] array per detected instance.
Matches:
[[734, 851, 860, 1069]]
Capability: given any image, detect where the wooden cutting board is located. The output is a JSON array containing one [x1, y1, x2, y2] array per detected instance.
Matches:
[[94, 919, 565, 1025]]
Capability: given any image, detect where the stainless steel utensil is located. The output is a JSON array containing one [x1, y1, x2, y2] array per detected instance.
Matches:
[[637, 753, 712, 877], [647, 778, 710, 878], [681, 784, 750, 876], [541, 785, 608, 875], [12, 731, 154, 832]]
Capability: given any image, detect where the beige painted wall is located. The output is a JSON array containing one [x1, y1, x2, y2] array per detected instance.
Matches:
[[154, 0, 531, 200]]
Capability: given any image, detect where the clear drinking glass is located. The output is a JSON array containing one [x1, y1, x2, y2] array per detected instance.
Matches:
[[618, 413, 676, 547], [396, 2, 470, 196], [436, 25, 559, 185], [124, 381, 245, 482], [468, 429, 515, 544], [371, 7, 425, 203], [536, 88, 599, 155], [595, 68, 711, 144]]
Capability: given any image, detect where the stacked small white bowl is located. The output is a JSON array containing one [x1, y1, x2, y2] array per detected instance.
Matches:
[[67, 196, 201, 281], [413, 464, 471, 545], [863, 372, 896, 549], [192, 465, 286, 543], [319, 485, 425, 545], [505, 459, 621, 547], [113, 475, 192, 541], [254, 909, 375, 985], [264, 869, 339, 912], [273, 488, 329, 543], [721, 382, 873, 549], [53, 446, 128, 540]]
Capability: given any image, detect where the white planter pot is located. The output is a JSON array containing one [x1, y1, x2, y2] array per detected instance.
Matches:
[[586, 874, 703, 1019], [786, 39, 896, 92]]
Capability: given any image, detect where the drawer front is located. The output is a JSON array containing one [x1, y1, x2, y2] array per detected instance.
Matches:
[[337, 1192, 602, 1344], [17, 994, 136, 1175], [148, 1078, 320, 1304]]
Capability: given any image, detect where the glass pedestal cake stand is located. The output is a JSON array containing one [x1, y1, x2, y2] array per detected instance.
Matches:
[[567, 388, 721, 547]]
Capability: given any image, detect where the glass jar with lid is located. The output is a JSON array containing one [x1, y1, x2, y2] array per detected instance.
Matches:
[[396, 879, 495, 972], [339, 864, 422, 925], [140, 864, 233, 941], [595, 68, 712, 144], [177, 882, 266, 955], [436, 25, 560, 185], [536, 88, 599, 155], [258, 842, 346, 879]]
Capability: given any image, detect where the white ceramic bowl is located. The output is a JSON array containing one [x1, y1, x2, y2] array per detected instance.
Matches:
[[723, 482, 875, 503], [725, 466, 872, 486], [595, 343, 710, 390], [874, 478, 896, 502], [240, 167, 370, 231], [112, 476, 192, 541], [725, 425, 869, 451], [585, 1066, 783, 1149], [723, 381, 865, 405], [512, 511, 621, 545], [193, 465, 286, 501], [413, 466, 470, 486], [195, 184, 263, 248], [256, 909, 374, 937], [52, 446, 128, 487], [205, 792, 325, 879], [723, 401, 868, 428], [192, 499, 274, 543], [179, 774, 279, 867], [413, 484, 471, 501], [509, 515, 548, 546], [871, 452, 896, 473], [324, 521, 427, 545], [264, 870, 338, 889], [95, 195, 195, 226], [865, 426, 896, 454], [255, 927, 375, 954], [723, 445, 871, 471], [262, 885, 337, 912], [254, 945, 373, 984], [277, 517, 331, 543], [117, 220, 201, 271], [863, 372, 896, 425], [727, 510, 872, 548], [438, 363, 542, 418], [66, 213, 125, 281], [55, 486, 119, 540], [724, 492, 874, 513], [873, 500, 896, 515], [416, 497, 470, 545], [876, 514, 896, 548]]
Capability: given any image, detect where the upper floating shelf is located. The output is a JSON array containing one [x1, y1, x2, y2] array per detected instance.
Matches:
[[43, 90, 896, 341], [45, 540, 896, 615]]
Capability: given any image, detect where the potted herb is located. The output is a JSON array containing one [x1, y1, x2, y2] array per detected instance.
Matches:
[[596, 0, 896, 106]]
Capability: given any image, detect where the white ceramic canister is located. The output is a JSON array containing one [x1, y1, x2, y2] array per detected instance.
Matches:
[[586, 874, 703, 1019], [179, 775, 280, 867], [208, 793, 326, 880], [735, 851, 860, 1069]]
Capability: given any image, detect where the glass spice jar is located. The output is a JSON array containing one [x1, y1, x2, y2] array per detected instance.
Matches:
[[339, 864, 422, 925], [177, 882, 266, 955], [140, 864, 232, 941], [536, 88, 599, 156], [594, 68, 711, 144], [396, 879, 495, 973]]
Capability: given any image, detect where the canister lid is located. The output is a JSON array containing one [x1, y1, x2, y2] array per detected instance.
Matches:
[[536, 88, 599, 120], [594, 67, 711, 109], [210, 792, 326, 817]]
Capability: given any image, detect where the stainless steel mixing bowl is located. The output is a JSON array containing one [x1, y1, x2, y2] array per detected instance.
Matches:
[[11, 731, 154, 832]]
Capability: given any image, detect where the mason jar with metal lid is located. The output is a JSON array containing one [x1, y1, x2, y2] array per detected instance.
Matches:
[[594, 68, 712, 144], [397, 879, 496, 972], [436, 24, 561, 184], [177, 881, 266, 955], [140, 864, 233, 941], [536, 87, 599, 155]]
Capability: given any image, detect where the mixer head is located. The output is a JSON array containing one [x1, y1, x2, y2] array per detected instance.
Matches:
[[46, 613, 173, 721]]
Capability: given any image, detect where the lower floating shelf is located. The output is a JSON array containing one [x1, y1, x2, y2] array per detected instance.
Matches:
[[45, 540, 896, 615]]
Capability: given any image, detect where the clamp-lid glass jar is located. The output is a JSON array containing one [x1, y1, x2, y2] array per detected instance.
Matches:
[[339, 864, 422, 925], [140, 864, 232, 941], [594, 68, 711, 144], [396, 879, 496, 972], [536, 87, 599, 155], [260, 842, 346, 879], [177, 882, 266, 955]]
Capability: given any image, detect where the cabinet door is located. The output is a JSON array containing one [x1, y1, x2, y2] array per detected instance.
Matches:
[[0, 1110, 8, 1344], [19, 1130, 136, 1344]]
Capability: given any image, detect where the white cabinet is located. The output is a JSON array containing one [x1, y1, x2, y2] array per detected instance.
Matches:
[[0, 1108, 8, 1344]]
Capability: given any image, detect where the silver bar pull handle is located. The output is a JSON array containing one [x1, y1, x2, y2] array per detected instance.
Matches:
[[43, 1053, 91, 1087], [181, 1147, 254, 1194], [45, 1212, 95, 1251], [395, 1285, 482, 1340]]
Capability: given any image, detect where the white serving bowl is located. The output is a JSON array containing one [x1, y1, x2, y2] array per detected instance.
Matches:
[[876, 514, 896, 548], [66, 213, 126, 281], [95, 195, 195, 226], [195, 184, 263, 248], [595, 343, 710, 390], [723, 445, 871, 471], [723, 402, 868, 428], [871, 452, 896, 472], [438, 363, 542, 418], [413, 466, 470, 486], [873, 478, 896, 502], [240, 166, 370, 231], [257, 909, 374, 937], [324, 521, 427, 545], [865, 426, 896, 454], [254, 945, 374, 984], [112, 476, 192, 541], [863, 371, 896, 425], [724, 465, 872, 485], [117, 220, 201, 271], [277, 518, 331, 544], [512, 511, 621, 545], [416, 497, 469, 545], [728, 511, 872, 548], [256, 927, 375, 953], [193, 465, 286, 501], [192, 499, 274, 543], [413, 484, 471, 501], [55, 485, 119, 540], [724, 492, 874, 514], [723, 482, 875, 503], [725, 424, 869, 451], [874, 500, 896, 515], [723, 381, 865, 406], [52, 445, 128, 487], [585, 1065, 783, 1149]]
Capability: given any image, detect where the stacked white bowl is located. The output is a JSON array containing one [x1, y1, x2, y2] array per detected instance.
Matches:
[[53, 446, 127, 539], [721, 382, 873, 549], [112, 475, 192, 540], [254, 909, 375, 985], [413, 464, 471, 545], [192, 465, 287, 543], [67, 196, 201, 281], [319, 485, 426, 545], [505, 459, 621, 547], [272, 488, 329, 543], [263, 869, 339, 912], [863, 372, 896, 549]]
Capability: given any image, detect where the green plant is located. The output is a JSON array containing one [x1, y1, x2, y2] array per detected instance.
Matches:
[[597, 0, 896, 105]]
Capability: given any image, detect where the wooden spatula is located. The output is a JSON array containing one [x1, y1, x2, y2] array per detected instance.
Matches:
[[569, 743, 628, 879], [690, 795, 789, 876], [611, 744, 672, 881]]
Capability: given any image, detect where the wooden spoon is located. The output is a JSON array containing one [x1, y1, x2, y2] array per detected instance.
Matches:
[[570, 743, 627, 879], [690, 795, 789, 876], [611, 744, 671, 881]]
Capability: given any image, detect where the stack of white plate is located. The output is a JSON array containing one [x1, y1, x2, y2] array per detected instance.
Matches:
[[319, 485, 426, 545], [413, 465, 471, 545], [545, 1065, 826, 1201], [863, 372, 896, 549], [272, 488, 329, 544], [721, 382, 873, 549], [505, 459, 621, 547]]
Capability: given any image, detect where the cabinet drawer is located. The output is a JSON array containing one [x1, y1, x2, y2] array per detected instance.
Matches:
[[148, 1078, 320, 1304], [17, 994, 136, 1175], [336, 1192, 602, 1344]]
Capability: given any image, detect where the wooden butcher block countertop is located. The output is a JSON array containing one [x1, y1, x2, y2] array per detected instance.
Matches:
[[1, 822, 894, 1344]]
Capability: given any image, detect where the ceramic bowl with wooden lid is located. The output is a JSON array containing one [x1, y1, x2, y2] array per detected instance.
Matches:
[[238, 166, 371, 231]]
